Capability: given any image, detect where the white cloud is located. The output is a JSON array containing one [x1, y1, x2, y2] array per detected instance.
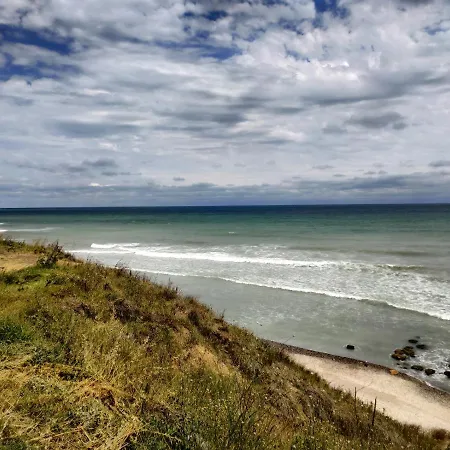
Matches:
[[1, 0, 450, 206]]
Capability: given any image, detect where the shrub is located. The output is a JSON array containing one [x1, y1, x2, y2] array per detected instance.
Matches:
[[36, 242, 64, 268], [0, 319, 30, 344], [0, 438, 28, 450]]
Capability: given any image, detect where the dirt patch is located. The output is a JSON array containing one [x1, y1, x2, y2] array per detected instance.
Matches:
[[0, 252, 38, 272]]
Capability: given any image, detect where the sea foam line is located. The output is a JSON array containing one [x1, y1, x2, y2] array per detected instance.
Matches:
[[4, 227, 58, 232], [74, 248, 349, 268], [91, 243, 140, 249], [131, 267, 367, 299], [129, 267, 450, 322], [73, 246, 422, 272]]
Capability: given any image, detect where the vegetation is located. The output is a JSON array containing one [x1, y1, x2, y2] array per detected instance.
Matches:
[[0, 237, 448, 449]]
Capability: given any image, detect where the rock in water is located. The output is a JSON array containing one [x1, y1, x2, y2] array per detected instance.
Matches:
[[424, 368, 435, 376], [444, 371, 450, 378], [346, 344, 355, 350], [408, 339, 418, 344], [411, 365, 424, 371], [416, 344, 428, 350], [402, 346, 416, 357]]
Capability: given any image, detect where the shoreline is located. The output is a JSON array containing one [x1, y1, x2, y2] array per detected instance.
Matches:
[[266, 339, 450, 431], [265, 339, 450, 395]]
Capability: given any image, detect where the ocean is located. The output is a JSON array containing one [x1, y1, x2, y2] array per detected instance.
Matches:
[[1, 204, 449, 391]]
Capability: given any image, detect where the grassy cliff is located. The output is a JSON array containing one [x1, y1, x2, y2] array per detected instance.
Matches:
[[0, 237, 447, 449]]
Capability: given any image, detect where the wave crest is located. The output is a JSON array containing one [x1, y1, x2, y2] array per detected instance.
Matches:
[[79, 246, 422, 273], [5, 227, 58, 232], [91, 243, 140, 249]]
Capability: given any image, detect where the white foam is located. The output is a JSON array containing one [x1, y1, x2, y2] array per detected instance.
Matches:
[[74, 246, 340, 266], [130, 248, 352, 268], [6, 227, 57, 232], [76, 245, 421, 271], [132, 249, 421, 272], [72, 249, 129, 254], [131, 267, 368, 299], [91, 243, 140, 249], [129, 267, 450, 321]]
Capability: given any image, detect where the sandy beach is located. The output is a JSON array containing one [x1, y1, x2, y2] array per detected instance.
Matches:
[[267, 341, 450, 432]]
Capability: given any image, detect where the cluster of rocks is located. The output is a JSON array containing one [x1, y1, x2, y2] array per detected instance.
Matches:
[[391, 337, 450, 378]]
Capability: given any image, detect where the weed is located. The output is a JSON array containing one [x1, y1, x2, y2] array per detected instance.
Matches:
[[0, 320, 30, 344], [0, 438, 28, 450], [0, 272, 19, 285], [36, 243, 64, 269]]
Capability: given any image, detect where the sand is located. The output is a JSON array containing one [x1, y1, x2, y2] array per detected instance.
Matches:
[[278, 344, 450, 431]]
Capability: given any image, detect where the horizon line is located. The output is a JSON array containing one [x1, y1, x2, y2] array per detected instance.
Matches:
[[1, 202, 450, 211]]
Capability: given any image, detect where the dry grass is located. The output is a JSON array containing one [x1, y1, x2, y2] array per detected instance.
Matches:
[[0, 237, 448, 449]]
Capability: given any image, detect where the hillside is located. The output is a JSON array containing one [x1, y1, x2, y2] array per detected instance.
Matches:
[[0, 237, 448, 449]]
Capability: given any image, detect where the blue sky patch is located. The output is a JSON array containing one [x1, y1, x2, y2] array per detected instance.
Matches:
[[0, 24, 74, 55], [314, 0, 350, 19], [0, 54, 80, 82], [203, 10, 228, 21]]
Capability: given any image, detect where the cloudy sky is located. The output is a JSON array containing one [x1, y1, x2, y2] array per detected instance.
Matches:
[[1, 0, 450, 207]]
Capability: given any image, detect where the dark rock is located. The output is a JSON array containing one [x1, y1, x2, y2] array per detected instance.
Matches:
[[393, 348, 405, 355], [416, 344, 428, 350], [346, 344, 355, 350], [408, 339, 418, 344], [411, 365, 424, 371], [402, 346, 415, 357], [444, 371, 450, 378], [424, 368, 435, 376], [391, 353, 407, 361]]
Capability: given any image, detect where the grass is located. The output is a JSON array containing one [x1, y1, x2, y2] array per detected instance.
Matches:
[[0, 236, 448, 449]]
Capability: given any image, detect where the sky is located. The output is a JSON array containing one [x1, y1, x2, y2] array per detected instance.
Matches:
[[1, 0, 450, 207]]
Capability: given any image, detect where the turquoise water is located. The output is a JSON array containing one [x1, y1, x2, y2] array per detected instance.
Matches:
[[1, 205, 449, 390]]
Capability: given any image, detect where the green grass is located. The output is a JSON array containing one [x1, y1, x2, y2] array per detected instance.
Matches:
[[0, 237, 448, 449], [0, 320, 31, 344]]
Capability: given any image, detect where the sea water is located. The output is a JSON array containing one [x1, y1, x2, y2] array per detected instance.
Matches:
[[1, 204, 449, 391]]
